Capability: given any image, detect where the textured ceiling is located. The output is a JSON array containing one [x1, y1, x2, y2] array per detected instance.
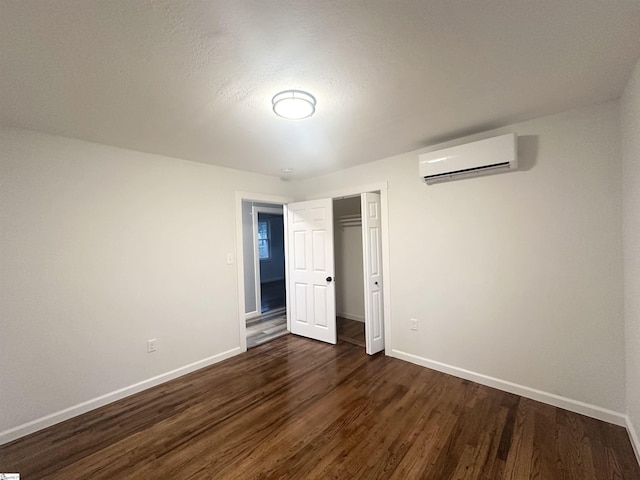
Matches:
[[1, 0, 640, 178]]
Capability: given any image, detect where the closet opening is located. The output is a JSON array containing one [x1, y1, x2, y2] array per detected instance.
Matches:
[[333, 196, 366, 348]]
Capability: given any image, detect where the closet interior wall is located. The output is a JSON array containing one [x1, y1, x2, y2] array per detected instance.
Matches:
[[333, 197, 365, 323]]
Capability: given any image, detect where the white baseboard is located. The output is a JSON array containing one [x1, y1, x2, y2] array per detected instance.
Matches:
[[390, 349, 627, 427], [626, 415, 640, 465], [338, 312, 365, 322], [0, 347, 242, 446]]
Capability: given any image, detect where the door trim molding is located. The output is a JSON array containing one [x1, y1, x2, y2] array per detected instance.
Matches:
[[304, 182, 391, 355], [235, 192, 293, 352]]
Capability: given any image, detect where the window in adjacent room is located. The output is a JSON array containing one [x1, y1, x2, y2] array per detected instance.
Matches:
[[258, 220, 271, 259]]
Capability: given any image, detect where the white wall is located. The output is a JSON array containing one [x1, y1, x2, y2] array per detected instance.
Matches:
[[334, 197, 365, 321], [295, 101, 626, 418], [1, 99, 631, 443], [0, 127, 291, 442], [622, 56, 640, 456]]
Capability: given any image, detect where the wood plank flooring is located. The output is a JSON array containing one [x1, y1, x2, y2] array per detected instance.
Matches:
[[246, 307, 288, 348], [337, 316, 365, 347], [1, 335, 638, 479]]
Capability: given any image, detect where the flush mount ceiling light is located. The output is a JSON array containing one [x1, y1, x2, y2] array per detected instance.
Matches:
[[272, 90, 316, 120]]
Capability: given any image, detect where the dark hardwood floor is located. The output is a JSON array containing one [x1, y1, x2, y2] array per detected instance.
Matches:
[[1, 335, 638, 479], [337, 316, 365, 347]]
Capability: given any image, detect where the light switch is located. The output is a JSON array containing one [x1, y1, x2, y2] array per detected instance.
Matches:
[[226, 253, 233, 265]]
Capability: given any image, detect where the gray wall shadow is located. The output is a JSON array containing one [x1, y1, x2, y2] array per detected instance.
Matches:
[[517, 135, 538, 171]]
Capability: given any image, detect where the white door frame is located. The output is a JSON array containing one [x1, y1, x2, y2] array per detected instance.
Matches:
[[235, 183, 390, 354], [305, 182, 391, 354], [251, 205, 284, 317], [235, 192, 293, 352]]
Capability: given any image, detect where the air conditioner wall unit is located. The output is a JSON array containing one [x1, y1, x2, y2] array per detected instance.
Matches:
[[419, 133, 517, 184]]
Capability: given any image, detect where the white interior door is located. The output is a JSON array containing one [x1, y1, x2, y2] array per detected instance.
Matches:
[[362, 192, 384, 354], [285, 198, 337, 344]]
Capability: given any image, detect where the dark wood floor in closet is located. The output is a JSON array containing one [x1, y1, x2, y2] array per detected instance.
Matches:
[[337, 316, 365, 347], [1, 335, 638, 479]]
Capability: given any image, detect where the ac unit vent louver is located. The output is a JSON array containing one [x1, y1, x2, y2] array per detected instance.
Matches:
[[419, 133, 517, 184]]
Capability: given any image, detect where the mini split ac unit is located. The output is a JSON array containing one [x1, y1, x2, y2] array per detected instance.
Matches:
[[419, 133, 518, 184]]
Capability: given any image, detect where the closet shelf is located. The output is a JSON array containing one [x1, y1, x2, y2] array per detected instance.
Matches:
[[336, 214, 362, 227]]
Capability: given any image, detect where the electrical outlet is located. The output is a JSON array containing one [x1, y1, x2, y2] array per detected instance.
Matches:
[[147, 338, 157, 353], [410, 318, 418, 331]]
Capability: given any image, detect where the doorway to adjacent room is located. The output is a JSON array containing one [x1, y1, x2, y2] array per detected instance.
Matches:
[[242, 202, 288, 348]]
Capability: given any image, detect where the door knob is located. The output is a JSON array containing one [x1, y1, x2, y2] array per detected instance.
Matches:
[[326, 276, 333, 282]]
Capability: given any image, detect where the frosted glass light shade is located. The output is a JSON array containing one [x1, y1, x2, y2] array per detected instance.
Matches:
[[272, 90, 316, 120]]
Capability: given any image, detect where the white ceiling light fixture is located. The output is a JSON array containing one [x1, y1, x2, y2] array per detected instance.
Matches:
[[272, 90, 316, 120]]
